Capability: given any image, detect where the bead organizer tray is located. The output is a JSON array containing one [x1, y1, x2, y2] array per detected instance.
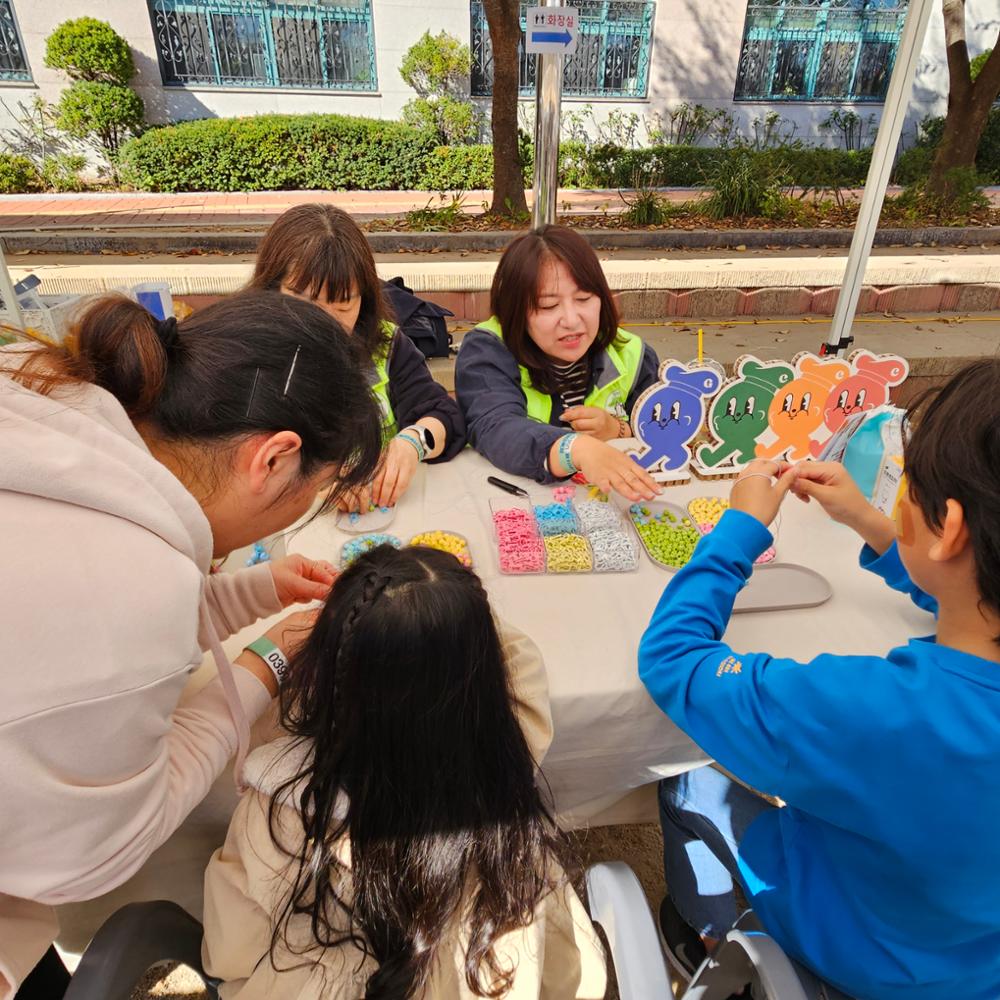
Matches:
[[490, 485, 639, 575], [688, 496, 777, 565]]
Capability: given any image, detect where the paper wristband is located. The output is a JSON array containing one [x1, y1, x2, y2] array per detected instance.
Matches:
[[244, 636, 290, 688]]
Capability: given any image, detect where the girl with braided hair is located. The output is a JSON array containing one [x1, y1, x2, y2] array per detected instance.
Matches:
[[202, 545, 606, 999]]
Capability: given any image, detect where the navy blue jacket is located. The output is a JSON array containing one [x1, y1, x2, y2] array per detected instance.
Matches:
[[454, 327, 659, 482]]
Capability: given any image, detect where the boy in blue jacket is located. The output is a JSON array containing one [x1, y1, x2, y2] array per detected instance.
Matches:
[[639, 360, 1000, 1000]]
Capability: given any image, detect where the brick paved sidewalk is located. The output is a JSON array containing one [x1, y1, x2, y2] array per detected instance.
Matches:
[[0, 185, 907, 233]]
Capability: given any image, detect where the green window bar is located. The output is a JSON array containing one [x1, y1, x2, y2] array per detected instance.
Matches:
[[147, 0, 377, 91], [471, 0, 655, 100], [734, 0, 909, 102], [0, 0, 31, 82]]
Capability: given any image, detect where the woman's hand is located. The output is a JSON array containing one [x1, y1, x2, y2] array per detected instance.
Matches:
[[570, 435, 660, 502], [336, 483, 374, 514], [791, 460, 896, 554], [729, 459, 799, 527], [372, 435, 421, 509], [560, 405, 622, 441], [236, 608, 319, 697], [269, 554, 337, 607]]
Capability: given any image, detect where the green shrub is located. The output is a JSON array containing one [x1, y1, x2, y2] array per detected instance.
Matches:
[[119, 114, 440, 192], [55, 81, 144, 160], [418, 144, 494, 190], [399, 30, 470, 98], [0, 152, 41, 193], [701, 148, 789, 219], [892, 166, 990, 222], [402, 96, 480, 145], [584, 143, 871, 190], [41, 152, 87, 192], [971, 48, 992, 81], [904, 109, 1000, 184], [44, 17, 134, 84], [893, 145, 935, 186]]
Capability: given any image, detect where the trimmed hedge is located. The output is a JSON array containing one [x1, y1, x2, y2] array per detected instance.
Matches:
[[118, 114, 439, 192], [0, 153, 41, 194], [585, 143, 872, 189], [416, 139, 591, 190]]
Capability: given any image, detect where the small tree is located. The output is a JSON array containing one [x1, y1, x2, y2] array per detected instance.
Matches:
[[926, 1, 1000, 200], [483, 0, 527, 216], [45, 18, 144, 176], [399, 31, 479, 146]]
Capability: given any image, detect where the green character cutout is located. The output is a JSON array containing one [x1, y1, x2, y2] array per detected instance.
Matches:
[[696, 357, 795, 469]]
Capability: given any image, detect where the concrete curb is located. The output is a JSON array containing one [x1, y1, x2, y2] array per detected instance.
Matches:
[[3, 225, 1000, 256]]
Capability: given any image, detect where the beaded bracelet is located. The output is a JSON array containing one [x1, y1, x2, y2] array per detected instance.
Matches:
[[557, 433, 579, 476], [396, 431, 425, 463]]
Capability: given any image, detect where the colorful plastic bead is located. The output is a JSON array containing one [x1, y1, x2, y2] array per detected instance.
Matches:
[[340, 533, 402, 569], [543, 533, 593, 573], [409, 530, 473, 568]]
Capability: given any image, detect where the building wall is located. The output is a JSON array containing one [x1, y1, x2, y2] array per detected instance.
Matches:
[[0, 1, 996, 152]]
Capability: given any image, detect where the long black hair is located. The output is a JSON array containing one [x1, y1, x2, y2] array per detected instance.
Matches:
[[270, 544, 561, 997], [4, 289, 384, 511]]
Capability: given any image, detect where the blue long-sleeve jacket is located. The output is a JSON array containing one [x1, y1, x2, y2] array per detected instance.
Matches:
[[639, 510, 1000, 1000]]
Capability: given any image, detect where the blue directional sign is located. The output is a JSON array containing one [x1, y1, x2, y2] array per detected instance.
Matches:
[[525, 6, 579, 55]]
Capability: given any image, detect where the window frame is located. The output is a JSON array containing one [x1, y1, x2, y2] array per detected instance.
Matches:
[[146, 0, 378, 93], [0, 0, 32, 84], [471, 0, 656, 101], [733, 0, 909, 104]]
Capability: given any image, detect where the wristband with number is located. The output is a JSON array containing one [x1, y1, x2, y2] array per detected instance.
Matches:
[[244, 636, 290, 688], [396, 431, 425, 463], [557, 433, 579, 475]]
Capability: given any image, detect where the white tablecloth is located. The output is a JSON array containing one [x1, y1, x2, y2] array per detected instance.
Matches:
[[255, 449, 930, 823], [56, 449, 931, 952]]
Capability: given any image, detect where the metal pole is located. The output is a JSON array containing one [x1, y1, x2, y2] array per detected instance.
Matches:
[[0, 243, 24, 334], [823, 0, 935, 356], [532, 0, 564, 229]]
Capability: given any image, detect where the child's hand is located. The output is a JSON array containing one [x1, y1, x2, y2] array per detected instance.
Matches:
[[729, 459, 799, 527], [337, 483, 374, 514], [792, 461, 896, 554], [269, 554, 337, 607], [560, 405, 621, 441], [572, 435, 661, 502], [372, 435, 420, 509], [791, 461, 871, 526]]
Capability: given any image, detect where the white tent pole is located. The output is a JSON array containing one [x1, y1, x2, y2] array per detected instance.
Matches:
[[0, 242, 24, 333], [823, 0, 936, 356], [532, 0, 564, 228]]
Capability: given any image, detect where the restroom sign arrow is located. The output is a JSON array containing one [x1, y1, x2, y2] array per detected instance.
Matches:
[[525, 7, 579, 54]]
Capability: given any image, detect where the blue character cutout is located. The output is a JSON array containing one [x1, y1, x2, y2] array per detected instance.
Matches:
[[629, 361, 721, 472]]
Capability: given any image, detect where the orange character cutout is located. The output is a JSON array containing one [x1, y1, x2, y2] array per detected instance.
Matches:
[[815, 351, 909, 455], [756, 354, 850, 461]]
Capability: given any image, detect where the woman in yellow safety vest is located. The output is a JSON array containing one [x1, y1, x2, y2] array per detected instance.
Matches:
[[456, 225, 660, 501], [251, 204, 466, 511]]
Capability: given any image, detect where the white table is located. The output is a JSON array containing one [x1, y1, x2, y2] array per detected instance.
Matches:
[[256, 449, 930, 824], [56, 449, 931, 954]]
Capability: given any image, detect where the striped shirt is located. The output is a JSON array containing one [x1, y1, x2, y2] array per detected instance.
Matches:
[[551, 356, 591, 407]]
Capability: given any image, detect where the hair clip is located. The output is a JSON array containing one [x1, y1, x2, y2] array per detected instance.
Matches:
[[283, 345, 302, 397], [245, 367, 261, 419]]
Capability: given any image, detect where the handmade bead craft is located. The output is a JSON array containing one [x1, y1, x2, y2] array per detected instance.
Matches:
[[628, 502, 701, 570], [339, 532, 402, 569], [336, 503, 396, 534], [687, 496, 776, 565], [409, 530, 473, 568]]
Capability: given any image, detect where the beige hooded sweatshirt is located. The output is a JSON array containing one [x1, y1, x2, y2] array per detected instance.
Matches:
[[0, 354, 282, 998]]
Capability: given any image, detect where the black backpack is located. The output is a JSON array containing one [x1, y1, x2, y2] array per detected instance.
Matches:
[[381, 277, 454, 359]]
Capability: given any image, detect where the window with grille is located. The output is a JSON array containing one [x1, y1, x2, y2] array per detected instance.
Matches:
[[147, 0, 377, 90], [734, 0, 908, 102], [0, 0, 30, 82], [471, 0, 654, 100]]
